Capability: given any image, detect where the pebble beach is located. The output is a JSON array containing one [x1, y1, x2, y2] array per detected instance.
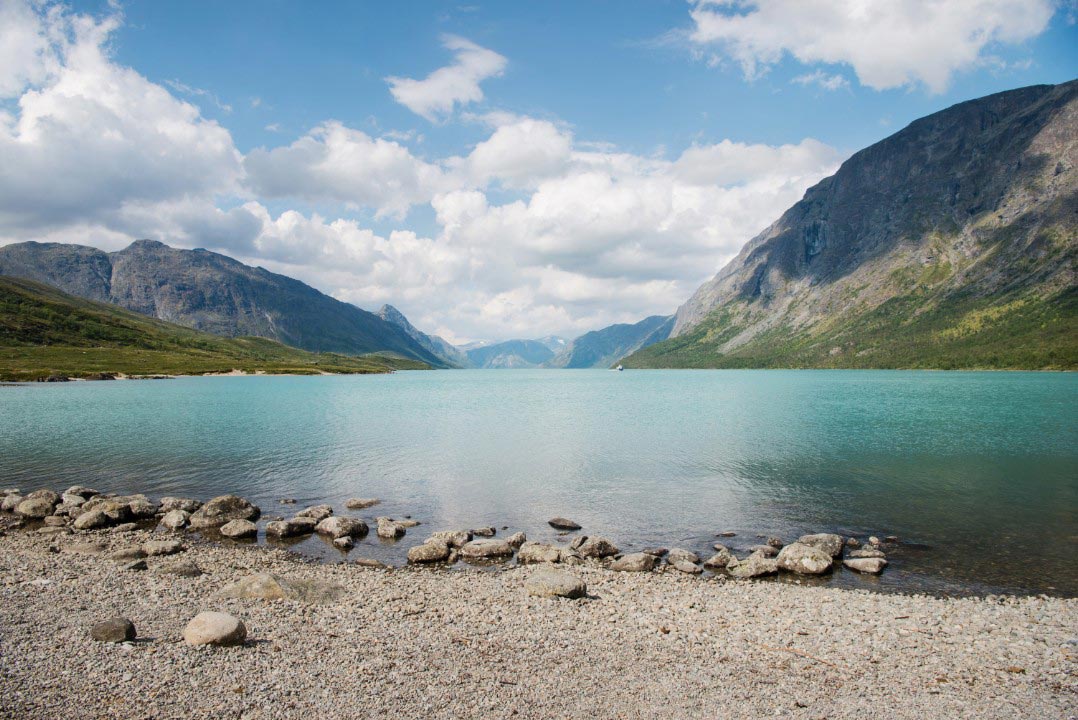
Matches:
[[1, 517, 1075, 719]]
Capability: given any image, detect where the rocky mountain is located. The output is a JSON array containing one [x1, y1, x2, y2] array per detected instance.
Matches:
[[626, 81, 1077, 370], [0, 239, 447, 366], [465, 339, 555, 368], [376, 304, 468, 368], [546, 315, 674, 368], [535, 335, 569, 352]]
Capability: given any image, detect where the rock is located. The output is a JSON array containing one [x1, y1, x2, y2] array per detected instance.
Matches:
[[90, 617, 136, 643], [798, 533, 846, 558], [703, 547, 736, 569], [98, 500, 133, 524], [459, 539, 514, 560], [407, 539, 451, 563], [295, 504, 333, 522], [671, 560, 703, 574], [219, 519, 258, 539], [127, 497, 159, 519], [332, 536, 354, 550], [611, 552, 657, 572], [278, 498, 297, 505], [345, 498, 380, 509], [516, 542, 563, 564], [525, 569, 587, 599], [110, 523, 140, 534], [214, 573, 345, 604], [506, 531, 527, 549], [846, 537, 862, 548], [397, 519, 421, 528], [642, 547, 668, 557], [43, 516, 67, 527], [73, 510, 107, 530], [63, 486, 99, 499], [159, 510, 190, 531], [766, 537, 785, 549], [885, 535, 899, 543], [666, 548, 700, 565], [577, 536, 619, 559], [748, 544, 779, 558], [123, 559, 148, 571], [728, 552, 779, 579], [157, 559, 203, 577], [36, 526, 70, 536], [869, 536, 881, 546], [1, 494, 24, 512], [15, 497, 56, 518], [776, 542, 834, 575], [471, 526, 496, 537], [717, 531, 737, 537], [183, 612, 247, 646], [107, 547, 147, 561], [60, 492, 86, 507], [547, 517, 581, 531], [376, 517, 406, 539], [142, 539, 184, 556], [430, 530, 472, 548], [844, 557, 888, 574], [849, 547, 886, 559], [160, 497, 201, 513], [25, 489, 61, 504], [63, 542, 107, 555], [265, 517, 317, 537], [315, 516, 368, 539], [354, 557, 387, 568], [188, 495, 260, 529]]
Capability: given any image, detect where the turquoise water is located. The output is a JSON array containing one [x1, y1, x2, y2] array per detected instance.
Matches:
[[1, 369, 1075, 596]]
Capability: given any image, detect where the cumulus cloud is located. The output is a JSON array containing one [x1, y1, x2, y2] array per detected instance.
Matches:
[[791, 70, 849, 91], [386, 35, 507, 121], [688, 0, 1056, 92]]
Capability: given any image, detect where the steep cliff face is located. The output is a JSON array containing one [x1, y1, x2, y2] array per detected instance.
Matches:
[[0, 239, 444, 365], [377, 304, 469, 368], [546, 315, 673, 368], [627, 81, 1077, 370]]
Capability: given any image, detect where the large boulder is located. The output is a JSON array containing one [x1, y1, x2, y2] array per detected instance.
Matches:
[[728, 552, 779, 579], [183, 612, 247, 646], [265, 517, 317, 537], [517, 542, 562, 564], [295, 504, 333, 522], [798, 533, 845, 558], [189, 495, 260, 529], [576, 536, 619, 559], [776, 542, 833, 575], [459, 539, 514, 560], [611, 552, 657, 572], [213, 573, 345, 604], [25, 489, 60, 505], [15, 497, 56, 518], [407, 540, 451, 564], [219, 519, 258, 539], [315, 516, 368, 539], [526, 569, 587, 599], [844, 557, 888, 574]]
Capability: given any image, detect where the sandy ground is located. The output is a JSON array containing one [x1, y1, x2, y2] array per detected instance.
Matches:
[[0, 528, 1074, 720]]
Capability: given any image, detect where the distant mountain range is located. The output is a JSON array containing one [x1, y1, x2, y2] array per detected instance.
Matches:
[[626, 80, 1077, 370], [0, 239, 448, 367], [546, 315, 673, 368], [464, 339, 557, 368]]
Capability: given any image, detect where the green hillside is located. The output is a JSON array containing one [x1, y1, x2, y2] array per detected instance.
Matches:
[[0, 276, 427, 381]]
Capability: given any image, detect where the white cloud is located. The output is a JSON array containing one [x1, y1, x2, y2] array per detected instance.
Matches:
[[791, 69, 849, 91], [688, 0, 1056, 93], [457, 117, 573, 189], [386, 35, 507, 121]]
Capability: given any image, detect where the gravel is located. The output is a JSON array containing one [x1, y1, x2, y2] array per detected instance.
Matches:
[[0, 529, 1074, 719]]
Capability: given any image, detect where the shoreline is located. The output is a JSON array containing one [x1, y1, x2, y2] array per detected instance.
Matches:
[[1, 524, 1075, 718]]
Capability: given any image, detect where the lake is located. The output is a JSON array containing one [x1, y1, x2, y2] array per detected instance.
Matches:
[[1, 369, 1075, 596]]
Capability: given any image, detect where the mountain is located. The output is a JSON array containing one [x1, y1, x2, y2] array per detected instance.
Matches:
[[0, 276, 425, 381], [546, 315, 674, 368], [535, 335, 569, 352], [626, 81, 1077, 370], [377, 304, 468, 368], [465, 339, 556, 368], [0, 239, 447, 366]]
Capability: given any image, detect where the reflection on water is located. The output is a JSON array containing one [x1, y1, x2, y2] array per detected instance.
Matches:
[[1, 369, 1075, 596]]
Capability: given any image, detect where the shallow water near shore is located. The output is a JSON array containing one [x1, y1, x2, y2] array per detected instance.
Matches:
[[1, 369, 1075, 596]]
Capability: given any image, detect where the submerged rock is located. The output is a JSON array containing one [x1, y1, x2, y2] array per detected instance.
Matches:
[[345, 498, 380, 510], [183, 612, 246, 646], [471, 526, 496, 537], [526, 569, 587, 599], [776, 543, 833, 575], [848, 547, 886, 559], [844, 557, 888, 574], [189, 495, 260, 529]]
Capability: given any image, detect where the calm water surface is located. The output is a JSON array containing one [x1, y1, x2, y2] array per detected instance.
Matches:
[[1, 370, 1075, 596]]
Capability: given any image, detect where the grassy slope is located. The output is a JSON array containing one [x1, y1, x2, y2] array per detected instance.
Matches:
[[0, 277, 428, 380], [624, 286, 1078, 371]]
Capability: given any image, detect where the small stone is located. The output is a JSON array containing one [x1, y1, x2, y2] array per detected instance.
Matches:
[[110, 522, 140, 533], [63, 542, 107, 555], [407, 540, 451, 563], [1, 494, 24, 512], [91, 617, 136, 643], [354, 557, 387, 568], [219, 519, 258, 539], [459, 539, 514, 560], [142, 539, 184, 556], [183, 612, 247, 646], [429, 530, 471, 548], [717, 531, 737, 538], [728, 552, 779, 579], [849, 547, 886, 559], [766, 536, 785, 549], [344, 498, 380, 510], [123, 559, 148, 571], [332, 536, 354, 551], [611, 552, 657, 572], [846, 537, 862, 548], [159, 510, 190, 531], [506, 531, 527, 549], [471, 526, 496, 537], [156, 559, 203, 577], [160, 497, 201, 513], [642, 547, 668, 557], [526, 569, 587, 599], [278, 498, 297, 505], [869, 536, 881, 546], [704, 547, 736, 569], [577, 536, 619, 558], [885, 535, 899, 543], [295, 504, 333, 521], [748, 544, 779, 558], [666, 548, 700, 565], [265, 517, 317, 537], [844, 557, 888, 574], [397, 519, 421, 528], [43, 516, 67, 527], [376, 517, 406, 540], [108, 547, 147, 561], [516, 542, 563, 564], [671, 560, 703, 574], [25, 489, 61, 504], [547, 517, 581, 531], [73, 510, 107, 530]]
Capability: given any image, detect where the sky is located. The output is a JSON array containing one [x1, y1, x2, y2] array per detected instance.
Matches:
[[1, 1, 1075, 343]]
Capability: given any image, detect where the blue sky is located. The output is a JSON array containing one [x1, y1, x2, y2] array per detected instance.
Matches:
[[4, 0, 1077, 341]]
